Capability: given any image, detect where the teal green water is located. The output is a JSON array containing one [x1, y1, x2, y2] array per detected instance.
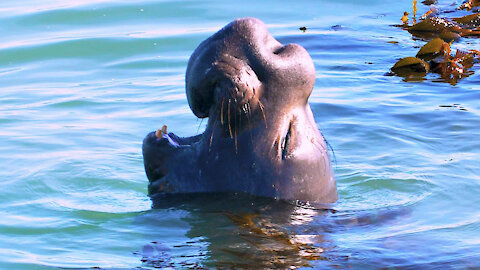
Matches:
[[1, 0, 480, 269]]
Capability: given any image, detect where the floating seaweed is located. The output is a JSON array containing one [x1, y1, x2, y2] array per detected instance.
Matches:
[[422, 0, 437, 5], [402, 12, 410, 25], [391, 57, 430, 75], [416, 37, 449, 61], [399, 0, 480, 38], [391, 37, 478, 84], [452, 13, 480, 27], [390, 0, 480, 84], [408, 17, 480, 38], [413, 0, 418, 23], [431, 49, 475, 83], [459, 0, 480, 11], [420, 5, 438, 20]]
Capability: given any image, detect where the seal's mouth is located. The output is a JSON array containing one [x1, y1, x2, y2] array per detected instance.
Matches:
[[142, 125, 191, 183], [154, 125, 179, 146]]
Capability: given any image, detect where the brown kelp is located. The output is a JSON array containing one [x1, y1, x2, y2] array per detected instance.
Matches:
[[392, 0, 480, 84]]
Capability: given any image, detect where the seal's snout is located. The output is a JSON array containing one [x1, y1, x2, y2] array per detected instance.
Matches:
[[228, 18, 316, 96], [186, 17, 316, 122]]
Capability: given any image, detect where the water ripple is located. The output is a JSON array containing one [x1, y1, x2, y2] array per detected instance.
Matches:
[[1, 0, 480, 268]]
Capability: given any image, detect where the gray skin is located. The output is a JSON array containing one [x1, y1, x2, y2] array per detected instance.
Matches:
[[142, 18, 337, 203]]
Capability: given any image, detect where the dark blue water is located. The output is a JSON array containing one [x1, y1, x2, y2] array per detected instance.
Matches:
[[1, 0, 480, 268]]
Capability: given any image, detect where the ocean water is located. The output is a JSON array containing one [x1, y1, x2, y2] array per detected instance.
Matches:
[[1, 0, 480, 269]]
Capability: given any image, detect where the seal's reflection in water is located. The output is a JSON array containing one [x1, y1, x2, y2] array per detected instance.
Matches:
[[139, 193, 410, 269], [145, 193, 334, 269]]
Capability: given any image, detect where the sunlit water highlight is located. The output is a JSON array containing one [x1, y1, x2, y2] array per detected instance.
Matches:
[[1, 0, 480, 269]]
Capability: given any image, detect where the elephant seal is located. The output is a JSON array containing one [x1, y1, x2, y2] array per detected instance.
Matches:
[[142, 18, 337, 203]]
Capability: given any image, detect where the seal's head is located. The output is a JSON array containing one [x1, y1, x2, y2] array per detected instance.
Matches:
[[143, 18, 337, 203], [186, 18, 315, 130]]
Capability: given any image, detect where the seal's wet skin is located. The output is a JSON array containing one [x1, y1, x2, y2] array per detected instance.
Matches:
[[142, 18, 337, 202]]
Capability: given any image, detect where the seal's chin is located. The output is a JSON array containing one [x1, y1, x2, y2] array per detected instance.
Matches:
[[142, 128, 185, 183], [143, 131, 170, 183]]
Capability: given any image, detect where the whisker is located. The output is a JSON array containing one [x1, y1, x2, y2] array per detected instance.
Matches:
[[246, 102, 254, 146], [238, 107, 242, 133], [234, 106, 238, 154], [228, 99, 233, 138], [220, 98, 225, 125], [209, 118, 217, 151], [234, 130, 238, 154], [324, 136, 337, 167], [257, 98, 267, 128]]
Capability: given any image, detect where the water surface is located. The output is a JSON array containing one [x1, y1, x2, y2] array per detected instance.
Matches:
[[1, 0, 480, 269]]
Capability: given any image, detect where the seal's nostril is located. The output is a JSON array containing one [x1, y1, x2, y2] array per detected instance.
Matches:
[[273, 46, 285, 55]]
